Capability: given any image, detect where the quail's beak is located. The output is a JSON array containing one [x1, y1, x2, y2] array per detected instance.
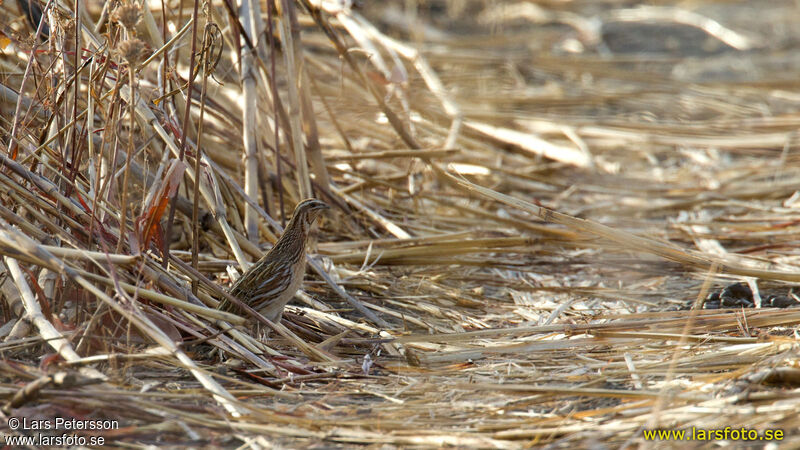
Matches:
[[310, 203, 330, 221]]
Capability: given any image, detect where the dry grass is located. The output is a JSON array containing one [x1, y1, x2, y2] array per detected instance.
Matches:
[[1, 0, 799, 447]]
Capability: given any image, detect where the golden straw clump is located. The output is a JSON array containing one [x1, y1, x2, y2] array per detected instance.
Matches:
[[3, 1, 800, 447]]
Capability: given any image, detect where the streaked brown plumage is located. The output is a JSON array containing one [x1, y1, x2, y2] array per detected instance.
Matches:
[[221, 199, 329, 322]]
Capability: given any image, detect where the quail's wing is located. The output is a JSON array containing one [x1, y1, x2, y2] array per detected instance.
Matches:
[[229, 254, 274, 296], [247, 263, 295, 311]]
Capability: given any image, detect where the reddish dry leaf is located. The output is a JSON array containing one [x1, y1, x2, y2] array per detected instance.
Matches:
[[0, 32, 10, 50], [40, 353, 63, 370], [135, 159, 187, 252], [366, 70, 390, 86]]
